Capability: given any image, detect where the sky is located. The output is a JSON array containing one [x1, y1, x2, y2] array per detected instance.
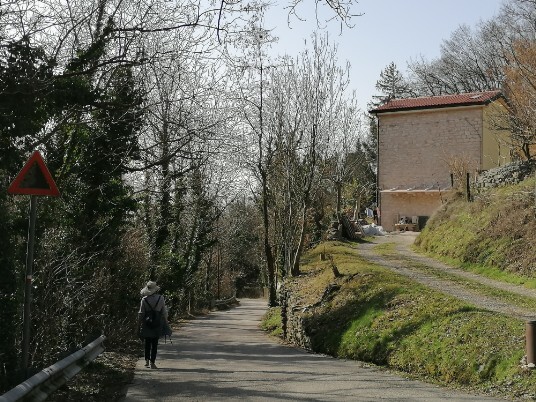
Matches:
[[264, 0, 505, 112]]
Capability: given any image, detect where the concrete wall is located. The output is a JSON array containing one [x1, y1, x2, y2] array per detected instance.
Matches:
[[379, 191, 444, 232]]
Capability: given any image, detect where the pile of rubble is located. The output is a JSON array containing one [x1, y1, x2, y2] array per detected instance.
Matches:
[[326, 219, 386, 239]]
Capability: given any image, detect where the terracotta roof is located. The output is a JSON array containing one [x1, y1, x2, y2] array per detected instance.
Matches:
[[369, 90, 503, 114]]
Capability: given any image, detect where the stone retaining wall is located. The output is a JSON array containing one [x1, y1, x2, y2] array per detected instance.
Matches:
[[476, 160, 536, 189], [285, 305, 312, 350], [281, 284, 345, 351]]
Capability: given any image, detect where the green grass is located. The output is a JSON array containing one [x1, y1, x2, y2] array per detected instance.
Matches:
[[260, 307, 283, 337], [263, 240, 536, 399], [423, 252, 536, 290], [372, 242, 396, 254], [416, 177, 536, 278], [373, 243, 536, 312], [413, 177, 536, 291]]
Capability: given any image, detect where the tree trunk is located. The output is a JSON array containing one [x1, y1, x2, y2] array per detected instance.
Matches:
[[291, 200, 308, 276], [155, 116, 171, 260], [353, 194, 362, 221], [336, 180, 342, 219], [261, 171, 277, 306]]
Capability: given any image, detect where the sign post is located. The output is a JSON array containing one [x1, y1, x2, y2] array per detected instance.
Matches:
[[21, 195, 37, 374], [7, 151, 60, 377]]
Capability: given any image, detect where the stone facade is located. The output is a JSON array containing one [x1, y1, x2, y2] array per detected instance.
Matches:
[[374, 99, 510, 231], [379, 108, 483, 190]]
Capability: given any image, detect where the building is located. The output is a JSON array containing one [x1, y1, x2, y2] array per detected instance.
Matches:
[[369, 90, 510, 232]]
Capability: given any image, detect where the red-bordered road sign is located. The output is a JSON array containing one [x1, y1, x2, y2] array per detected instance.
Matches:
[[7, 151, 60, 196]]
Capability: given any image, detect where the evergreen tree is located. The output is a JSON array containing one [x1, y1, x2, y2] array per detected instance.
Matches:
[[0, 38, 55, 387], [369, 62, 415, 108], [45, 65, 143, 341]]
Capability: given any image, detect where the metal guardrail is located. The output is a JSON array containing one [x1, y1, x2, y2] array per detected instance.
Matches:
[[0, 335, 106, 402]]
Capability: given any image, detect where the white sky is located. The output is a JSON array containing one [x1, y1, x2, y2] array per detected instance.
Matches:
[[265, 0, 505, 112]]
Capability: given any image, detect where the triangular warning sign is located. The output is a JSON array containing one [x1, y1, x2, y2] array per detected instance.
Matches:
[[7, 151, 60, 196]]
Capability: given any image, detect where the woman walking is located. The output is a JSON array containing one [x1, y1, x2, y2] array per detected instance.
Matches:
[[138, 281, 168, 369]]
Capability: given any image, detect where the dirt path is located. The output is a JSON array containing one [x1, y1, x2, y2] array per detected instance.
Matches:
[[358, 232, 536, 321]]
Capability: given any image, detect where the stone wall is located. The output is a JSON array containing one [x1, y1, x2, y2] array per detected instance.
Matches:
[[476, 160, 536, 189], [281, 282, 342, 352], [284, 305, 313, 350]]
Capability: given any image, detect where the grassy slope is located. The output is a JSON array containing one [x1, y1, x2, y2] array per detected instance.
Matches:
[[417, 177, 536, 282], [264, 178, 536, 399]]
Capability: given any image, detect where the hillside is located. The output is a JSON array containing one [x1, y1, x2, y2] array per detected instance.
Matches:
[[416, 176, 536, 280], [262, 175, 536, 400]]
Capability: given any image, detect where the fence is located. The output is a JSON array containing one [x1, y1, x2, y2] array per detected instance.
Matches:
[[0, 335, 106, 402]]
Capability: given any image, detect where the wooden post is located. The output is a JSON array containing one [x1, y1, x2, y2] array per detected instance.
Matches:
[[466, 172, 471, 202], [527, 321, 536, 365]]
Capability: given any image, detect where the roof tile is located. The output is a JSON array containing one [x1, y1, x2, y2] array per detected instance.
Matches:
[[369, 90, 503, 114]]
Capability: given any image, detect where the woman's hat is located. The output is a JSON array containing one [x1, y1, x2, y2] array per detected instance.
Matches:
[[140, 281, 160, 296]]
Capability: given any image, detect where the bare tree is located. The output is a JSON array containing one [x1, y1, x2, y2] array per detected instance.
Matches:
[[263, 33, 356, 277], [324, 102, 372, 220], [407, 22, 507, 96], [501, 39, 536, 160], [285, 0, 361, 31], [233, 11, 279, 305]]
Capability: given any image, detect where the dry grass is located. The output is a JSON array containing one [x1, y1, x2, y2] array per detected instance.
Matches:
[[47, 342, 139, 402]]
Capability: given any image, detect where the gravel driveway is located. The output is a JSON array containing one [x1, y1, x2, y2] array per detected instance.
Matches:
[[359, 232, 536, 321]]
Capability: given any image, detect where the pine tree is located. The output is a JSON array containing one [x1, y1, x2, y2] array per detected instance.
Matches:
[[369, 62, 415, 108]]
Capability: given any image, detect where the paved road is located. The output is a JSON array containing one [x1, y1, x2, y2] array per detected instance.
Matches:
[[123, 298, 501, 401]]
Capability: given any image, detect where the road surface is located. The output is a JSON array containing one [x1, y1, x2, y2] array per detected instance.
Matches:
[[123, 298, 501, 401]]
